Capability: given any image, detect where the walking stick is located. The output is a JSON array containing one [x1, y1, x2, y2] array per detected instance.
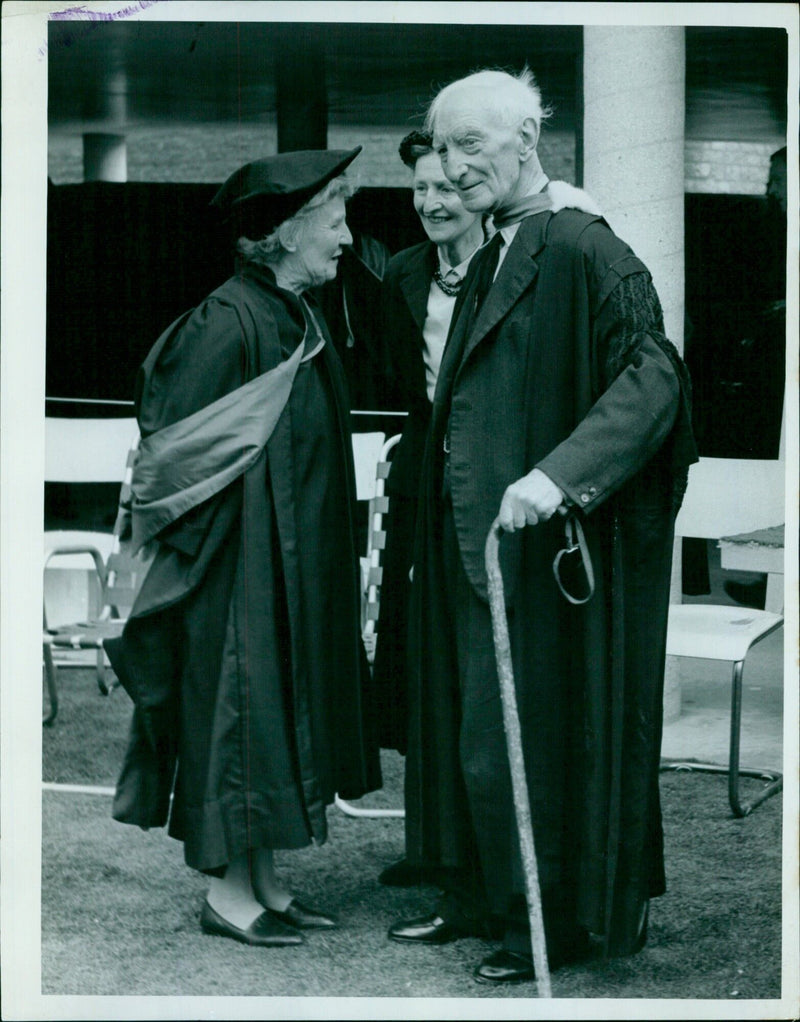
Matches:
[[484, 517, 552, 998]]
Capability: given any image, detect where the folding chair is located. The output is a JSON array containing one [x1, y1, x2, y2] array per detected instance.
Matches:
[[337, 433, 405, 819], [42, 421, 149, 724], [350, 430, 386, 649], [660, 456, 785, 816], [361, 433, 402, 665], [44, 416, 140, 576]]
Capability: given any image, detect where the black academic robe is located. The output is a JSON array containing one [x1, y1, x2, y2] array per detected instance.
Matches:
[[370, 241, 436, 751], [107, 262, 381, 874], [314, 233, 400, 413], [405, 209, 697, 953]]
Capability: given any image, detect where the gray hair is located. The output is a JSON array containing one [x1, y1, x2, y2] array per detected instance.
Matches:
[[425, 66, 553, 135], [237, 175, 356, 267]]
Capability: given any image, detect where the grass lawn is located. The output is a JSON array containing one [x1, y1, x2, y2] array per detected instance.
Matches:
[[39, 666, 785, 1009]]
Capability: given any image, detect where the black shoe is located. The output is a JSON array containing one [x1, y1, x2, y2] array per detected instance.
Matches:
[[200, 900, 303, 947], [388, 912, 466, 945], [474, 949, 535, 985], [270, 898, 336, 930]]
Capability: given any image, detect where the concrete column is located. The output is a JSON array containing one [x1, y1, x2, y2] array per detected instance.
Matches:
[[82, 63, 128, 181], [83, 132, 127, 182], [583, 26, 686, 723]]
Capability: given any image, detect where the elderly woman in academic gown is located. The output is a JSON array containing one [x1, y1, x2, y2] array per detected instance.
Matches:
[[105, 147, 381, 948]]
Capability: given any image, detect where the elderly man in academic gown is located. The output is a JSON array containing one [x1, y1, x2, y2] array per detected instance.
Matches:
[[388, 68, 697, 986]]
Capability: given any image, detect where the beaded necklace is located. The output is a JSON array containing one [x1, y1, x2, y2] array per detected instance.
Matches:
[[432, 267, 462, 297]]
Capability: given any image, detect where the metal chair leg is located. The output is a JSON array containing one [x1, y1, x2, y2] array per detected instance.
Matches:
[[96, 647, 109, 695], [42, 641, 59, 726], [334, 794, 404, 819], [728, 659, 782, 818], [660, 655, 782, 817]]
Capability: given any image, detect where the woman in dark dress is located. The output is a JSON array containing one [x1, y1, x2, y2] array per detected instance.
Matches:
[[371, 132, 487, 758], [106, 148, 381, 947]]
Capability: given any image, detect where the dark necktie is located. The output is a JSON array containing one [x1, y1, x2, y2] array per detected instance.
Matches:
[[434, 231, 506, 487], [435, 231, 504, 411], [468, 230, 504, 326]]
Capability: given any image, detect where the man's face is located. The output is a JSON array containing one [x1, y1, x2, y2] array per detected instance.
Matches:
[[432, 88, 525, 214]]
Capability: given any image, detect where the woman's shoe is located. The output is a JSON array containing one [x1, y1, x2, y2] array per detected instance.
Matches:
[[200, 900, 304, 946], [270, 898, 337, 930]]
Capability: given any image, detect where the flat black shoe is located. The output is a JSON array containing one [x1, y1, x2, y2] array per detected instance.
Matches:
[[474, 949, 535, 985], [388, 912, 464, 945], [200, 900, 303, 947], [270, 898, 336, 930]]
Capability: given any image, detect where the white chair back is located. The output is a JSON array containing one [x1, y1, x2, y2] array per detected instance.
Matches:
[[44, 417, 139, 484], [674, 457, 785, 540], [351, 431, 386, 502]]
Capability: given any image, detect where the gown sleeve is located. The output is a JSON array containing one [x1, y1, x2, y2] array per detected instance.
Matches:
[[535, 271, 682, 512]]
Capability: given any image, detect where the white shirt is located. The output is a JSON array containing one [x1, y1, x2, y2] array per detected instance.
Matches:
[[422, 247, 480, 402]]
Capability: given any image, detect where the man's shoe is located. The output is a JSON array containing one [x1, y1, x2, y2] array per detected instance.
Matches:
[[270, 898, 336, 930], [474, 948, 535, 984], [200, 900, 303, 947], [388, 913, 465, 945]]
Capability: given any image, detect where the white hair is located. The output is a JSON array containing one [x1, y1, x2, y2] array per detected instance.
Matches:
[[425, 66, 553, 135], [237, 174, 355, 266]]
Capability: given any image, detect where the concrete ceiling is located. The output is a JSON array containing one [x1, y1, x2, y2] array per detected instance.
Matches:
[[46, 21, 788, 141]]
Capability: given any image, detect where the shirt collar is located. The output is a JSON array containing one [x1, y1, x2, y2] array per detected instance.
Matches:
[[437, 241, 483, 280], [497, 222, 521, 248]]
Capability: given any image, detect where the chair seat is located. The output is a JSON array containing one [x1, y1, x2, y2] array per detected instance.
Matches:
[[46, 619, 126, 649], [667, 604, 783, 663]]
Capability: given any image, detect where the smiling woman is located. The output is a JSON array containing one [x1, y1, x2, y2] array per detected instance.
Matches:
[[369, 131, 487, 766], [411, 150, 481, 263], [104, 146, 383, 950], [236, 180, 354, 290]]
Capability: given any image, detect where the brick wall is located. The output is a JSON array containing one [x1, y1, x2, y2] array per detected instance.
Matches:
[[684, 139, 784, 195], [49, 125, 782, 196]]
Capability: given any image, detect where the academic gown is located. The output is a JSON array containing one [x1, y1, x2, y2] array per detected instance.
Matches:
[[404, 209, 697, 953], [107, 262, 382, 875], [371, 240, 436, 751]]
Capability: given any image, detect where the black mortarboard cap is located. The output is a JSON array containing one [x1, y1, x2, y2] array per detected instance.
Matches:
[[210, 146, 362, 238]]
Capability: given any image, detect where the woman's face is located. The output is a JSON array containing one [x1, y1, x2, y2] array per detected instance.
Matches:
[[412, 151, 479, 247], [294, 196, 353, 288]]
